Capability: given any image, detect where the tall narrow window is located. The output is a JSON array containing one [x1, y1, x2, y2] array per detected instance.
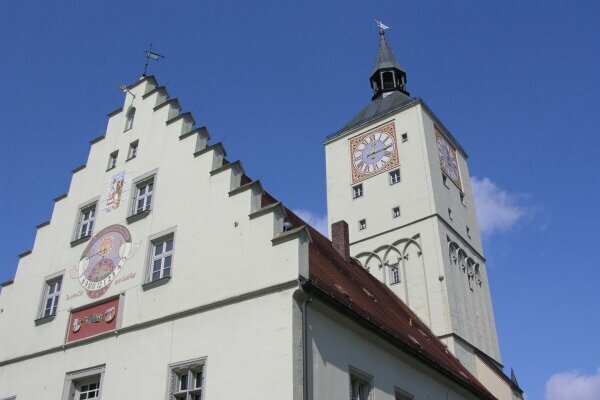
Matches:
[[460, 192, 466, 206], [40, 276, 62, 318], [352, 184, 363, 199], [150, 235, 174, 282], [108, 151, 118, 170], [389, 169, 401, 185], [77, 204, 96, 239], [389, 263, 400, 284], [134, 178, 154, 214], [392, 206, 401, 218], [350, 369, 372, 400], [124, 107, 136, 131], [127, 140, 138, 160]]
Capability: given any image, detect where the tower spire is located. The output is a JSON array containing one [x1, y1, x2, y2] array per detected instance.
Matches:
[[370, 21, 409, 99]]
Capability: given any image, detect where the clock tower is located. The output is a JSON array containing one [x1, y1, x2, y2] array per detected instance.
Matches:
[[324, 28, 502, 375]]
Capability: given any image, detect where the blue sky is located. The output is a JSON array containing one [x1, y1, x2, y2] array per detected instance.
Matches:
[[1, 1, 599, 399]]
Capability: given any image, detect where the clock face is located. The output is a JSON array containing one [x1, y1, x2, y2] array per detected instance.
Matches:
[[74, 225, 133, 299], [350, 121, 399, 184], [435, 128, 461, 189]]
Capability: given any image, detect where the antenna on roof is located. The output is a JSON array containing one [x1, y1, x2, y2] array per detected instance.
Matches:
[[142, 43, 166, 77], [375, 19, 390, 35]]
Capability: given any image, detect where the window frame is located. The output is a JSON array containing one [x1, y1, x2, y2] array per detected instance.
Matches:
[[107, 151, 118, 171], [389, 169, 401, 185], [349, 366, 373, 400], [127, 140, 139, 161], [124, 107, 136, 132], [62, 365, 105, 400], [352, 184, 364, 199], [71, 197, 99, 246], [389, 263, 400, 285], [36, 270, 64, 323], [166, 357, 207, 400], [144, 227, 176, 289], [392, 206, 401, 219], [76, 203, 97, 240], [358, 219, 367, 231], [128, 170, 158, 221]]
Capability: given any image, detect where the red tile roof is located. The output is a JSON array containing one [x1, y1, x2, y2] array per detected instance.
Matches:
[[283, 208, 496, 399]]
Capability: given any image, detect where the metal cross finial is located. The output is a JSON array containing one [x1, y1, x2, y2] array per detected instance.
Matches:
[[375, 19, 390, 34]]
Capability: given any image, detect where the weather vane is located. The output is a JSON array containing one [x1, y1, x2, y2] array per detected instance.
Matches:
[[142, 44, 166, 77], [375, 19, 390, 34]]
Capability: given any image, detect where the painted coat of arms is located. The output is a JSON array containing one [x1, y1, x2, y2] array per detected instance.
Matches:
[[106, 172, 125, 212]]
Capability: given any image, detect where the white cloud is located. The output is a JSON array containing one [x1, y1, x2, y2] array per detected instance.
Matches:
[[292, 209, 328, 237], [545, 369, 600, 400], [471, 176, 527, 236]]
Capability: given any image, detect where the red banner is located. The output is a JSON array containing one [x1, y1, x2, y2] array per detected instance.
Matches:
[[67, 297, 119, 343]]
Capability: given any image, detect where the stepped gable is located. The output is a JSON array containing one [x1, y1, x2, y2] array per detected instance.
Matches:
[[283, 208, 496, 399]]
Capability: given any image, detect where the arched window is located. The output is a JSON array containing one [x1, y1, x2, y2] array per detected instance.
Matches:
[[124, 107, 136, 131]]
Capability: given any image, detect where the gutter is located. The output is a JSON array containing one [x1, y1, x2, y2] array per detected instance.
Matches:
[[299, 276, 313, 400]]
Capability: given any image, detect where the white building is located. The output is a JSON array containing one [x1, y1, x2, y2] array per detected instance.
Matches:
[[0, 31, 522, 400]]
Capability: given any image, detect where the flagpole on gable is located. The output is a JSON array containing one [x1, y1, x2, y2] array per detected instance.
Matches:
[[142, 44, 166, 77]]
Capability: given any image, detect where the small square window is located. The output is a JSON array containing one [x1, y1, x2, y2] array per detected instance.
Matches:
[[392, 206, 401, 218], [133, 178, 154, 215], [389, 263, 400, 284], [107, 151, 118, 170], [77, 204, 96, 240], [352, 184, 363, 199], [168, 358, 206, 400], [358, 219, 367, 230], [149, 235, 174, 282], [39, 275, 63, 319], [128, 140, 138, 160], [460, 192, 466, 206], [389, 169, 401, 185], [401, 133, 408, 142]]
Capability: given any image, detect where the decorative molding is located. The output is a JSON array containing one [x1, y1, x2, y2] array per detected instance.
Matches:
[[447, 236, 482, 291]]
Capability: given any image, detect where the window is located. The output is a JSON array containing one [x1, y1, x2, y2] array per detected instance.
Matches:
[[448, 208, 453, 221], [392, 206, 401, 218], [150, 235, 174, 282], [389, 169, 401, 185], [62, 365, 104, 400], [352, 184, 363, 199], [127, 140, 138, 160], [40, 275, 62, 318], [168, 358, 206, 400], [77, 204, 96, 239], [358, 219, 367, 231], [401, 133, 408, 142], [460, 192, 466, 206], [349, 368, 372, 400], [107, 151, 118, 170], [124, 107, 136, 131], [133, 178, 154, 214], [467, 226, 471, 238], [442, 174, 448, 188], [395, 387, 414, 400], [389, 263, 400, 284]]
